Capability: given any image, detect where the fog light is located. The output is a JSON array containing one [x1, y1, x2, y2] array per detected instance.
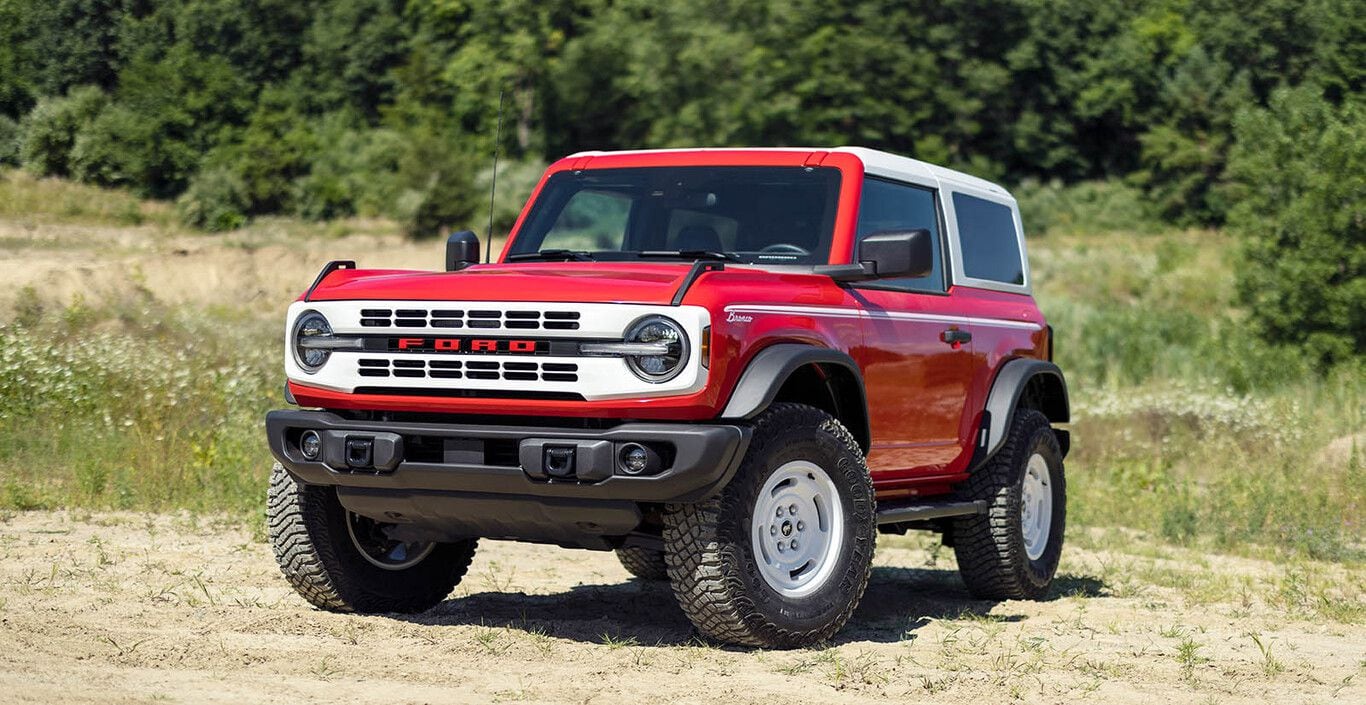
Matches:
[[300, 431, 321, 460], [619, 444, 650, 475]]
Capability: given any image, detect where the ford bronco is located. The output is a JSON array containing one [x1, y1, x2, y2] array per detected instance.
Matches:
[[265, 147, 1070, 648]]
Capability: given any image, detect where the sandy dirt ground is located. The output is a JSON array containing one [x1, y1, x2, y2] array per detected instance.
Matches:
[[0, 217, 487, 317], [0, 512, 1360, 705]]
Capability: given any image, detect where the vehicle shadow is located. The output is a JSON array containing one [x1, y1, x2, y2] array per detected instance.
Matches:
[[393, 566, 1108, 648]]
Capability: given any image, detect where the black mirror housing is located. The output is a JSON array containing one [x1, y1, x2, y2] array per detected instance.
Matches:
[[858, 228, 933, 279], [445, 230, 480, 271]]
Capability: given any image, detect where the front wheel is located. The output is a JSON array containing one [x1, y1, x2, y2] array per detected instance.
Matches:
[[663, 403, 875, 648], [952, 409, 1066, 600], [615, 546, 669, 580], [267, 463, 478, 613]]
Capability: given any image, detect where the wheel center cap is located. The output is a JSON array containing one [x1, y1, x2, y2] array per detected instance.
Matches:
[[781, 520, 793, 537]]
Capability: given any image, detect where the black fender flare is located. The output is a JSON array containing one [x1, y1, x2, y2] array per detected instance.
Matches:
[[719, 344, 871, 452], [972, 358, 1070, 469]]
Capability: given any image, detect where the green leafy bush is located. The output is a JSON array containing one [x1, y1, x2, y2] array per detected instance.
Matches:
[[18, 85, 105, 176], [472, 158, 549, 236], [1225, 88, 1365, 364], [385, 128, 479, 238], [1016, 179, 1163, 236], [177, 166, 249, 232], [292, 118, 407, 221], [0, 115, 19, 165], [393, 159, 478, 238], [68, 104, 144, 187]]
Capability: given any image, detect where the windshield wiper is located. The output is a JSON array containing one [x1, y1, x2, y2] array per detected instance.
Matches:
[[507, 249, 596, 262], [636, 249, 742, 262]]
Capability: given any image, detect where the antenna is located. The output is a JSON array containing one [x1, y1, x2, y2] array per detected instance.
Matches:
[[485, 89, 505, 263]]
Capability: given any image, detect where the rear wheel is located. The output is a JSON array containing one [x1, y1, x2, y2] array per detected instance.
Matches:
[[663, 403, 875, 648], [952, 409, 1066, 600], [615, 546, 669, 580], [267, 463, 477, 613]]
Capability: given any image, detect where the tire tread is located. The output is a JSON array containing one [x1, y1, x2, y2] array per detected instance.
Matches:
[[663, 403, 874, 647], [267, 463, 477, 613], [952, 409, 1064, 600]]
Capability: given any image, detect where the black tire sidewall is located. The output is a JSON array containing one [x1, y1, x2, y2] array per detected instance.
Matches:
[[722, 418, 874, 633], [1013, 426, 1066, 592], [312, 485, 473, 610]]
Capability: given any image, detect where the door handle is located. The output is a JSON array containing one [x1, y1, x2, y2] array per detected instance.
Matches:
[[940, 328, 972, 347]]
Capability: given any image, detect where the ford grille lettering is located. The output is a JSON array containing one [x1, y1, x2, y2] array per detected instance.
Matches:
[[388, 337, 545, 354]]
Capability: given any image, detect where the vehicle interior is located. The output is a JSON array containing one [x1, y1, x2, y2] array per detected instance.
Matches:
[[509, 166, 843, 264]]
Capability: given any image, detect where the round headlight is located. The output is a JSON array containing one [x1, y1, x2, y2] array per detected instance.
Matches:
[[293, 310, 332, 373], [624, 316, 689, 383]]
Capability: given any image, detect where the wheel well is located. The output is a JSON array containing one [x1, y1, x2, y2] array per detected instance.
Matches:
[[771, 363, 871, 454], [1016, 372, 1069, 424]]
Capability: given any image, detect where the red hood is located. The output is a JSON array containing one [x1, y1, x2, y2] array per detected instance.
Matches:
[[307, 262, 708, 305]]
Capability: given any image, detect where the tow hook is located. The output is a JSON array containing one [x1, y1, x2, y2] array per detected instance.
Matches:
[[345, 437, 375, 469], [543, 446, 577, 478]]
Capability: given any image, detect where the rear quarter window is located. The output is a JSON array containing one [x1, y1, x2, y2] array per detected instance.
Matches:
[[953, 192, 1024, 286]]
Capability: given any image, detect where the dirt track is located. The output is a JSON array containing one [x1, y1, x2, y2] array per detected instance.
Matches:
[[0, 512, 1360, 704]]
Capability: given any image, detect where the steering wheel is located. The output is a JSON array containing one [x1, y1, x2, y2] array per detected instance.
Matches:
[[759, 243, 811, 256]]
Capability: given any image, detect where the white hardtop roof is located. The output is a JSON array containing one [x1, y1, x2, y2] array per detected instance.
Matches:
[[565, 146, 1013, 201]]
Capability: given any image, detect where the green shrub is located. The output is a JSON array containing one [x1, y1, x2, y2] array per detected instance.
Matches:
[[177, 166, 249, 231], [1225, 88, 1365, 365], [18, 85, 106, 176], [1016, 179, 1163, 236], [0, 115, 19, 165], [68, 104, 143, 187], [472, 157, 549, 236], [388, 132, 478, 238], [395, 163, 477, 238], [292, 118, 407, 221], [209, 87, 318, 215]]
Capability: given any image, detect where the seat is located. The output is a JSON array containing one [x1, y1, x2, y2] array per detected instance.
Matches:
[[673, 225, 723, 252]]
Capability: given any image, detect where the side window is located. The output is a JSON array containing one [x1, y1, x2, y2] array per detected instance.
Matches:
[[855, 178, 944, 292], [952, 192, 1023, 285], [540, 190, 632, 251]]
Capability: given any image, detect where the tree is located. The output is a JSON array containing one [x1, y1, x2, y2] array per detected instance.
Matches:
[[1225, 87, 1365, 364]]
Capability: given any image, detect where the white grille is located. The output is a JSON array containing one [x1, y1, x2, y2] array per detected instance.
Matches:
[[357, 307, 582, 331], [284, 300, 710, 401], [355, 358, 580, 382]]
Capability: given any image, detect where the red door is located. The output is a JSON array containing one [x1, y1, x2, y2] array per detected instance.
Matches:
[[847, 177, 977, 484], [853, 290, 976, 480]]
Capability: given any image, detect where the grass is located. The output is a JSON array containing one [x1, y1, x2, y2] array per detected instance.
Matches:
[[1031, 228, 1364, 563], [0, 170, 176, 228], [0, 174, 1361, 573], [0, 291, 278, 520]]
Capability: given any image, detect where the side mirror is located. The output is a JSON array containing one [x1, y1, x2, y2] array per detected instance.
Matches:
[[858, 228, 933, 279], [445, 230, 480, 271]]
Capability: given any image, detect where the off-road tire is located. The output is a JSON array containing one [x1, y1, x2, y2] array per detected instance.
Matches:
[[952, 409, 1065, 600], [615, 546, 669, 580], [663, 403, 876, 648], [267, 463, 477, 613]]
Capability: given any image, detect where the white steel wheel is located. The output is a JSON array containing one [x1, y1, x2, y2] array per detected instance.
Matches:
[[346, 511, 437, 571], [750, 459, 846, 598], [1020, 453, 1053, 561]]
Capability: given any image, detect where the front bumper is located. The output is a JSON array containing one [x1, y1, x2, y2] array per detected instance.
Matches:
[[266, 410, 751, 548]]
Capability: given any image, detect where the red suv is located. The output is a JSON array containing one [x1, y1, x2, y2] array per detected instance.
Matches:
[[266, 147, 1070, 648]]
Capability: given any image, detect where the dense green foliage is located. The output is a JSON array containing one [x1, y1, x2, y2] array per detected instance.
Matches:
[[1, 0, 1361, 227], [0, 0, 1361, 355], [1224, 88, 1365, 364]]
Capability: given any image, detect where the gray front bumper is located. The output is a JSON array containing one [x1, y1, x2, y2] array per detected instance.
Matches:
[[266, 410, 751, 504]]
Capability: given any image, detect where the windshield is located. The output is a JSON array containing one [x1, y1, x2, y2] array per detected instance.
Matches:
[[508, 166, 842, 265]]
